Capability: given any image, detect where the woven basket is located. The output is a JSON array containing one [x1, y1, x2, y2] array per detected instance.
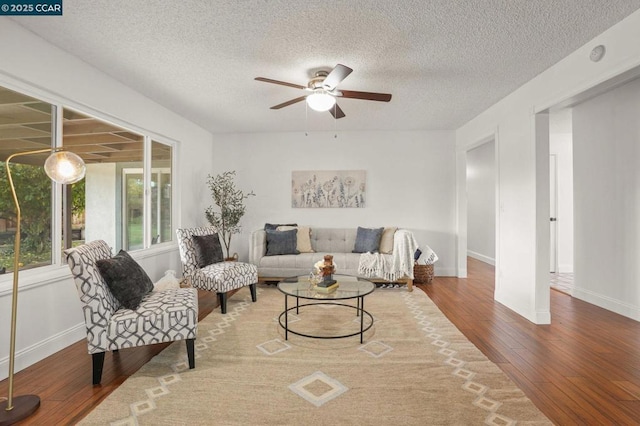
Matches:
[[414, 264, 434, 284]]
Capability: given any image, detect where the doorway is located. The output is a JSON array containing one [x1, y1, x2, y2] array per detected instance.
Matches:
[[466, 139, 496, 268], [548, 108, 575, 294]]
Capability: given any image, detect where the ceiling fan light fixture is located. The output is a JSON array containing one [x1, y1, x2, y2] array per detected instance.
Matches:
[[306, 90, 336, 112]]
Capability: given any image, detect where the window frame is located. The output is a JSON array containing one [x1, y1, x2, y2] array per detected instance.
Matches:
[[0, 79, 179, 293]]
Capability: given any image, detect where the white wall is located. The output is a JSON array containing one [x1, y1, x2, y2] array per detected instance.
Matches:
[[210, 130, 457, 276], [456, 9, 640, 324], [572, 77, 640, 320], [466, 140, 495, 265], [549, 111, 574, 274], [0, 19, 213, 380]]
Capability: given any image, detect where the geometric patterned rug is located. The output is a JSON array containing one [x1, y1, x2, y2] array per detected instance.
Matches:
[[79, 285, 551, 425]]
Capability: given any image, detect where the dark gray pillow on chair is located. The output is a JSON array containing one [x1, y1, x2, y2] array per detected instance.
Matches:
[[264, 223, 297, 231], [96, 249, 154, 310], [265, 229, 299, 256], [192, 233, 224, 267], [352, 226, 384, 253]]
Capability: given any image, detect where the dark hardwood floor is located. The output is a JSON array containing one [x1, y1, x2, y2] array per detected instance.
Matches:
[[2, 258, 640, 424]]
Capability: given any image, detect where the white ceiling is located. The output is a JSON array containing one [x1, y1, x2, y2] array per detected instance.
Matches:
[[11, 0, 640, 134]]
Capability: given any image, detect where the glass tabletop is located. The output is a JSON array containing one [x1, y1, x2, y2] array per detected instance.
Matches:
[[277, 275, 375, 300]]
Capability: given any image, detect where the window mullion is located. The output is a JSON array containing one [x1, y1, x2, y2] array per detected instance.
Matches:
[[52, 104, 64, 264], [143, 136, 152, 248]]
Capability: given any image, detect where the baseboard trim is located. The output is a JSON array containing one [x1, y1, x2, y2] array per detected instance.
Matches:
[[467, 250, 495, 266], [0, 322, 85, 381], [572, 288, 640, 322]]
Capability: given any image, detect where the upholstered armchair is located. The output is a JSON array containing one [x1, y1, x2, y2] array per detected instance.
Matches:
[[176, 226, 258, 314], [64, 240, 198, 385]]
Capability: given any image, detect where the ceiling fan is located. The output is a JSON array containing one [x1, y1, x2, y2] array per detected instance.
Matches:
[[255, 64, 392, 119]]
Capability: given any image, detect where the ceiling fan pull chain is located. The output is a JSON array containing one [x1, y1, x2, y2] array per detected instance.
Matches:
[[305, 101, 309, 136], [334, 104, 337, 138]]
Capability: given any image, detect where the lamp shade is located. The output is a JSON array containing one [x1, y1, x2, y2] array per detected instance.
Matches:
[[44, 151, 86, 184], [306, 90, 336, 112]]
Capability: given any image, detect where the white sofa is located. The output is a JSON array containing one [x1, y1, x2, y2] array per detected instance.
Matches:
[[249, 227, 415, 291]]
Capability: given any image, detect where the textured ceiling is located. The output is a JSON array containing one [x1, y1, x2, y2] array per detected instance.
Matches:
[[10, 0, 640, 134]]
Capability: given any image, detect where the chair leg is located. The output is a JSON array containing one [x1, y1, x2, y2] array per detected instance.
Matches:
[[186, 339, 195, 369], [92, 352, 106, 385], [249, 283, 257, 302], [217, 292, 228, 314]]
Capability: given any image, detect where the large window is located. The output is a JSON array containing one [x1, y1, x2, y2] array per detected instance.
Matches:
[[0, 87, 54, 273], [0, 83, 175, 276], [62, 109, 174, 252]]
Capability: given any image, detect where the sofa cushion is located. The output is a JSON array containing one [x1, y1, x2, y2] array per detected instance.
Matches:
[[277, 225, 314, 253], [266, 229, 300, 256], [192, 233, 224, 267], [353, 226, 384, 253], [312, 228, 357, 253], [96, 250, 154, 310], [379, 227, 397, 254]]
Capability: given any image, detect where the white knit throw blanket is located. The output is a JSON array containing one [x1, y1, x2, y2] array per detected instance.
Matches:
[[358, 229, 419, 281]]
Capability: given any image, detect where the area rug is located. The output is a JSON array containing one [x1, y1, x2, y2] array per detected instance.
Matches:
[[79, 285, 551, 425]]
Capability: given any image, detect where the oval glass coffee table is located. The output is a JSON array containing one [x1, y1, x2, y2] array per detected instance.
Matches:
[[277, 275, 375, 343]]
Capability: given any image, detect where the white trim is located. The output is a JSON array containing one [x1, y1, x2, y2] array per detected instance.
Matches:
[[467, 250, 495, 266], [558, 264, 574, 274], [0, 322, 85, 381], [572, 287, 640, 322]]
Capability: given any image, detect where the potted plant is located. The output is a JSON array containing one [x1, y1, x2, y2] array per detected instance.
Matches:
[[205, 171, 255, 259]]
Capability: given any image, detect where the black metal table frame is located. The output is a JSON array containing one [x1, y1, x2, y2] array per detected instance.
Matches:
[[278, 293, 374, 344]]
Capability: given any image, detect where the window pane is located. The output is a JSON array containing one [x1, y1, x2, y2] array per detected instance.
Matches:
[[62, 109, 143, 252], [151, 141, 172, 245], [0, 86, 54, 272]]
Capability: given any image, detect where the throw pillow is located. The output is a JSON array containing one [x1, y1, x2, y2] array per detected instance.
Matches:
[[96, 250, 154, 310], [379, 227, 398, 254], [192, 233, 224, 268], [352, 226, 384, 253], [265, 229, 299, 256], [264, 222, 297, 231], [277, 225, 314, 253]]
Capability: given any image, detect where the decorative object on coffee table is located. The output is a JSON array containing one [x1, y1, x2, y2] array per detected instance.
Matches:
[[205, 170, 255, 259], [314, 254, 337, 286]]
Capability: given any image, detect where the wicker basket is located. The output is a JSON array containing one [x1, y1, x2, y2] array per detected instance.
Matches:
[[414, 263, 434, 284]]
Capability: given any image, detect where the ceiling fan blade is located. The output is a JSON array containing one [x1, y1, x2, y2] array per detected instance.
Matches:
[[329, 103, 346, 119], [339, 90, 392, 102], [255, 77, 306, 90], [322, 64, 353, 91], [270, 96, 307, 109]]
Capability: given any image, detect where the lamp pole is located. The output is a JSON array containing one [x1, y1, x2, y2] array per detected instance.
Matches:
[[1, 148, 85, 425]]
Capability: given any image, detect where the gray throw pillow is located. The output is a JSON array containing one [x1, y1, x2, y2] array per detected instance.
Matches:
[[192, 233, 224, 267], [264, 222, 297, 231], [352, 226, 384, 253], [96, 250, 154, 310], [265, 229, 300, 256]]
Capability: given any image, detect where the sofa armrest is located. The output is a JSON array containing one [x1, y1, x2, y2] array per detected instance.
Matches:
[[250, 229, 266, 266]]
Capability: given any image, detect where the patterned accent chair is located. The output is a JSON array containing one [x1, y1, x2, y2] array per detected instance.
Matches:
[[64, 240, 198, 385], [176, 226, 258, 314]]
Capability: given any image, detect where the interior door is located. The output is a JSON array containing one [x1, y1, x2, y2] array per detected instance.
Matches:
[[550, 155, 558, 273]]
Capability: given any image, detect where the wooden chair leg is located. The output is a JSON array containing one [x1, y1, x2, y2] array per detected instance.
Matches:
[[249, 283, 257, 302], [186, 339, 195, 369], [92, 352, 106, 385], [218, 292, 228, 314]]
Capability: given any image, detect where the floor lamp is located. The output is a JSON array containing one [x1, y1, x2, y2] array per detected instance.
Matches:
[[0, 148, 86, 425]]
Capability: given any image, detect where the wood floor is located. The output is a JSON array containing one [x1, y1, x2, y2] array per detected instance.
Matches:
[[2, 257, 640, 425]]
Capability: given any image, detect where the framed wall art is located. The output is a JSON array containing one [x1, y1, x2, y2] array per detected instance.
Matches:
[[292, 170, 366, 208]]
